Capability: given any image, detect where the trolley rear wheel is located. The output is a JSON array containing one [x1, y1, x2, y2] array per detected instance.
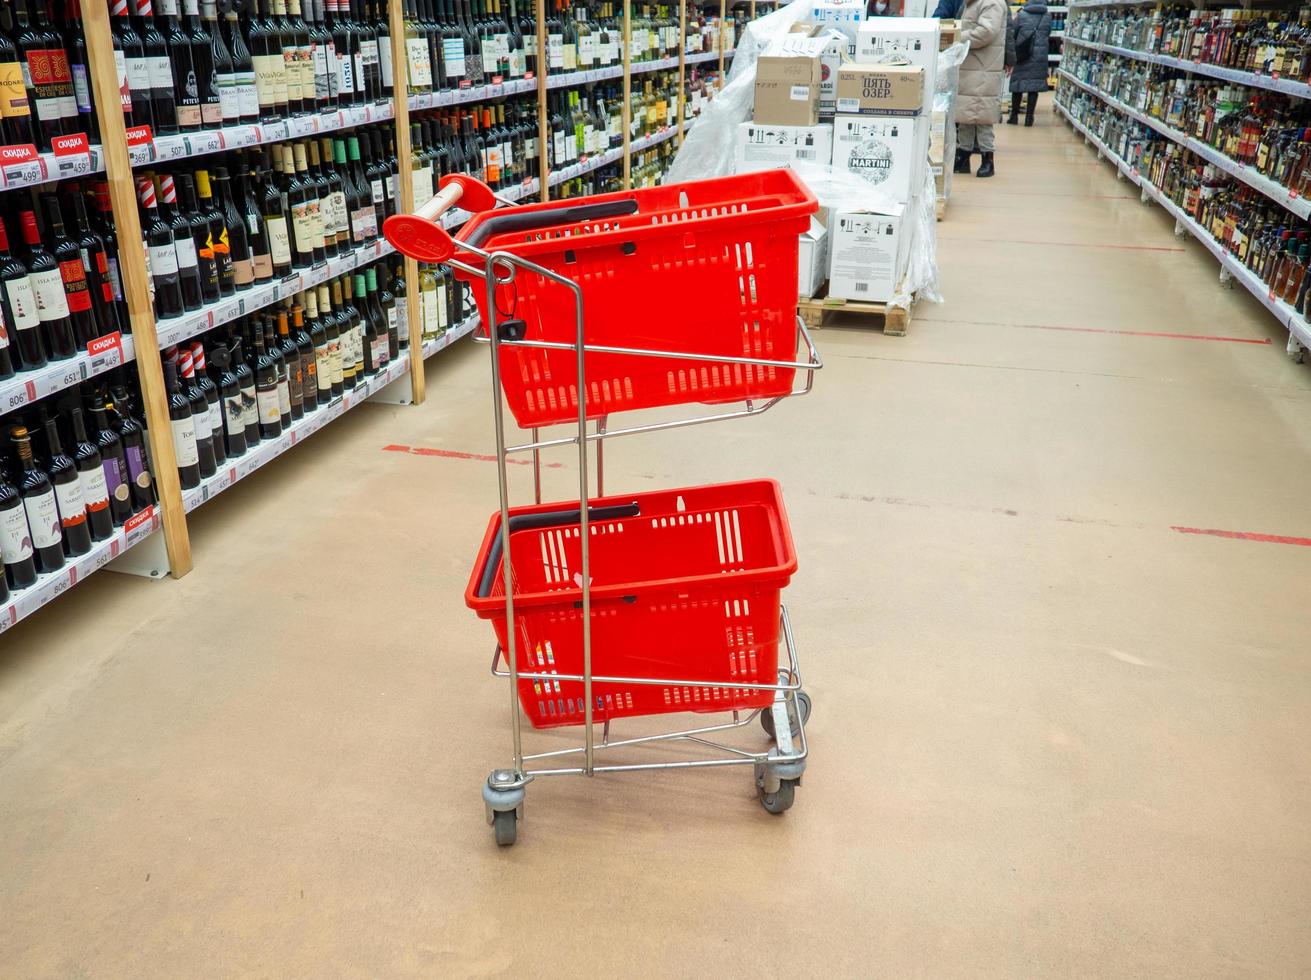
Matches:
[[492, 809, 518, 846], [758, 778, 797, 814], [761, 690, 811, 739]]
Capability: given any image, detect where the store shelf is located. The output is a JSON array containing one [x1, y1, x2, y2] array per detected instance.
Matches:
[[1068, 0, 1156, 9], [127, 101, 395, 168], [0, 503, 161, 635], [1062, 35, 1311, 100], [0, 141, 104, 190], [0, 333, 137, 418], [183, 313, 479, 515], [1056, 68, 1311, 221], [543, 124, 680, 188], [1056, 99, 1311, 348], [155, 239, 396, 352]]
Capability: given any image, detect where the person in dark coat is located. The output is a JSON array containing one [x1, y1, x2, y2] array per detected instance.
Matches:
[[1007, 1, 1051, 126]]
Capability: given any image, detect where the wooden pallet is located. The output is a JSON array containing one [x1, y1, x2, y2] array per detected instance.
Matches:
[[798, 287, 912, 337]]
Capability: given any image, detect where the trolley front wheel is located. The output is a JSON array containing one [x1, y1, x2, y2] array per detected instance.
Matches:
[[758, 778, 797, 814], [492, 809, 518, 846], [761, 690, 811, 740]]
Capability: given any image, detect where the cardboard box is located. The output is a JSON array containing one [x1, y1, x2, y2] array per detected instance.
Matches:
[[734, 122, 834, 173], [828, 208, 908, 302], [797, 215, 829, 299], [834, 64, 924, 116], [810, 1, 865, 58], [754, 55, 822, 126], [938, 19, 960, 50], [830, 114, 927, 204], [767, 30, 847, 119], [855, 18, 941, 109]]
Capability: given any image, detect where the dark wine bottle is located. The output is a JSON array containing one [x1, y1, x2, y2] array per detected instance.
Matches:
[[10, 424, 63, 573], [156, 172, 205, 310], [0, 217, 43, 371], [190, 343, 225, 466], [41, 412, 91, 556], [138, 177, 185, 319], [88, 394, 133, 525], [195, 169, 235, 297], [213, 166, 253, 290], [252, 321, 282, 439], [0, 8, 35, 147], [108, 385, 155, 510], [223, 8, 258, 123], [111, 0, 154, 130], [291, 302, 316, 413], [41, 194, 98, 347], [19, 209, 76, 360], [178, 345, 217, 476], [147, 0, 185, 133], [163, 358, 200, 489], [306, 287, 332, 404], [67, 187, 123, 338], [0, 452, 39, 589], [14, 0, 72, 149], [186, 0, 223, 128], [233, 323, 260, 446], [212, 337, 246, 457], [66, 402, 113, 541], [260, 146, 293, 278]]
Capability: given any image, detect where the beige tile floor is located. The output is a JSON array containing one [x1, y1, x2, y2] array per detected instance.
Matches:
[[2, 113, 1311, 978]]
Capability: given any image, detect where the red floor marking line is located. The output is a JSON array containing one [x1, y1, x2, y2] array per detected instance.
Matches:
[[382, 444, 563, 468], [938, 236, 1186, 252], [1170, 526, 1311, 547]]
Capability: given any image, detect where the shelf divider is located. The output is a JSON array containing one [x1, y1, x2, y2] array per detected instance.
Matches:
[[388, 0, 425, 405], [82, 0, 192, 579]]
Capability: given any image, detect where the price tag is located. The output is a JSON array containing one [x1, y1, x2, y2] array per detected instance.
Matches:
[[154, 135, 189, 161], [226, 125, 261, 148], [490, 82, 505, 97], [86, 332, 124, 372], [124, 505, 157, 546], [4, 379, 34, 411], [214, 297, 243, 325], [0, 605, 17, 633], [183, 486, 206, 511], [262, 119, 289, 142], [437, 89, 455, 106], [210, 467, 236, 498], [280, 272, 302, 293], [2, 157, 45, 186], [186, 131, 224, 156], [52, 150, 91, 179], [288, 115, 313, 137]]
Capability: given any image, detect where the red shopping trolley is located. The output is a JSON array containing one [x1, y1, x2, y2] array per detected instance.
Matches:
[[385, 170, 822, 846]]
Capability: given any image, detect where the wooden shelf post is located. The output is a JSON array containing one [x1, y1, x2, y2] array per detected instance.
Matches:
[[82, 0, 192, 578], [622, 0, 632, 188], [388, 0, 425, 405], [677, 0, 686, 146], [537, 0, 550, 201]]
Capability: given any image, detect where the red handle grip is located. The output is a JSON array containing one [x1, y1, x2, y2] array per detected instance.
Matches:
[[382, 173, 499, 263]]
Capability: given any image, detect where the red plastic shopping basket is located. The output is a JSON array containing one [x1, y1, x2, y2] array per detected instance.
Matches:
[[452, 170, 817, 428], [465, 480, 797, 729]]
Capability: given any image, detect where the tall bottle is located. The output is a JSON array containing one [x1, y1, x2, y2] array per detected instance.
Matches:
[[211, 337, 247, 457], [253, 320, 282, 438], [108, 381, 155, 509], [67, 188, 123, 339], [40, 194, 97, 348], [196, 169, 235, 296], [14, 0, 73, 148], [41, 413, 91, 557], [150, 0, 187, 133], [178, 345, 218, 475], [0, 462, 38, 590], [20, 208, 76, 359], [173, 171, 218, 304], [234, 157, 272, 283], [317, 282, 342, 397], [138, 176, 185, 319], [224, 7, 259, 123], [66, 402, 113, 541], [111, 0, 154, 130], [10, 424, 63, 573], [164, 358, 201, 489], [0, 7, 35, 146], [213, 166, 253, 290], [231, 325, 260, 446], [187, 0, 223, 127], [0, 218, 43, 371], [87, 395, 133, 526]]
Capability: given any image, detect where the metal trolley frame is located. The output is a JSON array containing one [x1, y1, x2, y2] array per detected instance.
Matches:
[[407, 184, 822, 846]]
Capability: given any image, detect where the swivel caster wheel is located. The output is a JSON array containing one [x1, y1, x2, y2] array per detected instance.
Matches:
[[761, 689, 811, 739], [757, 777, 798, 814], [492, 809, 518, 846]]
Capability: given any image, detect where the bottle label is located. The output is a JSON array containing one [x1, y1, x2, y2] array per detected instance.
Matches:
[[324, 190, 346, 238], [237, 70, 258, 117], [252, 247, 272, 281], [379, 38, 393, 89], [547, 34, 563, 70], [282, 45, 303, 103], [313, 44, 330, 100], [125, 445, 151, 492], [147, 55, 172, 91], [6, 275, 40, 331], [223, 392, 244, 436], [23, 489, 61, 550], [101, 455, 128, 506], [0, 59, 30, 119], [218, 72, 241, 121], [338, 45, 355, 95], [28, 47, 74, 121], [370, 178, 384, 206], [324, 41, 339, 99], [58, 258, 92, 314], [408, 37, 434, 86], [0, 502, 33, 564], [275, 376, 291, 417], [171, 415, 198, 467], [315, 343, 331, 393], [372, 333, 388, 368], [147, 242, 180, 282], [579, 34, 596, 67], [301, 351, 317, 395], [54, 478, 87, 529], [422, 287, 439, 337], [206, 400, 223, 443], [252, 54, 280, 108], [395, 295, 407, 343], [296, 46, 315, 103], [353, 51, 364, 94], [126, 56, 151, 99], [266, 215, 292, 265], [79, 463, 110, 513], [436, 280, 447, 329], [173, 234, 199, 271], [232, 255, 253, 287], [240, 382, 258, 428], [361, 38, 379, 73], [328, 338, 343, 384], [385, 303, 397, 339], [30, 267, 71, 322]]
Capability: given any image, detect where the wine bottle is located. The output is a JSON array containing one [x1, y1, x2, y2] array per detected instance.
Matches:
[[195, 169, 235, 297], [149, 0, 186, 133], [260, 147, 293, 277], [232, 324, 260, 446], [317, 282, 342, 397], [234, 156, 272, 283], [163, 358, 200, 489], [377, 262, 398, 359], [171, 171, 215, 306], [186, 0, 222, 128], [305, 287, 331, 404], [108, 384, 155, 509], [19, 208, 76, 359], [291, 302, 317, 413], [189, 342, 227, 466], [275, 309, 302, 420], [40, 194, 97, 348], [224, 8, 259, 123], [89, 183, 129, 328], [0, 461, 38, 590], [138, 176, 186, 319], [14, 0, 73, 149], [213, 166, 253, 290], [66, 402, 113, 541], [252, 320, 282, 438], [0, 9, 35, 147], [111, 0, 154, 130], [0, 217, 43, 371], [177, 346, 217, 476], [211, 337, 246, 458], [10, 424, 63, 573], [391, 256, 408, 350], [87, 393, 133, 525], [67, 187, 124, 339], [41, 412, 91, 557], [307, 138, 337, 259]]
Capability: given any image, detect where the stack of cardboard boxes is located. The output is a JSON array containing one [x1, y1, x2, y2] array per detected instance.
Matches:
[[732, 11, 942, 304]]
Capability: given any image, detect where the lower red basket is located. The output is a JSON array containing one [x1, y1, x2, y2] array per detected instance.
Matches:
[[465, 480, 797, 729]]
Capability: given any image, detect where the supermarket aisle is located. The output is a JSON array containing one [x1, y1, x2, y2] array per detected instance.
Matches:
[[3, 116, 1311, 977]]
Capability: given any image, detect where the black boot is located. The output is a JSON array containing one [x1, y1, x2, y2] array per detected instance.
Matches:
[[1024, 113, 1035, 127], [1006, 113, 1019, 125], [953, 149, 972, 174], [976, 151, 995, 178]]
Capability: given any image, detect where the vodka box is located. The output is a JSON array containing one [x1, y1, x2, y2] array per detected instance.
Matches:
[[827, 208, 909, 303], [830, 114, 928, 205], [854, 18, 940, 111], [734, 122, 834, 173], [809, 1, 865, 58], [798, 214, 829, 299], [774, 27, 849, 118]]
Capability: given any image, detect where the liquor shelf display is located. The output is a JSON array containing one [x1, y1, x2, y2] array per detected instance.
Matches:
[[0, 0, 762, 633]]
